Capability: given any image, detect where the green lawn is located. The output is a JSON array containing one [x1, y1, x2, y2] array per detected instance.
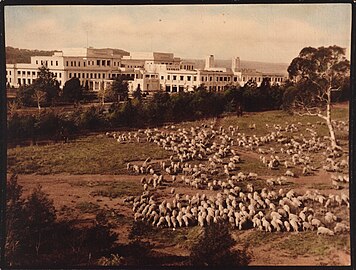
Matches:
[[8, 135, 171, 174]]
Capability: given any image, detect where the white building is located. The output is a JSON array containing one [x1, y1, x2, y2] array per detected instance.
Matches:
[[6, 48, 287, 94]]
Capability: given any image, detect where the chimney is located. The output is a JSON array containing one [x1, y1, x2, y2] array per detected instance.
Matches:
[[232, 57, 241, 72], [205, 55, 214, 70]]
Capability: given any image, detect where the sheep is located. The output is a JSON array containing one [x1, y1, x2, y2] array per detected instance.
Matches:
[[334, 223, 349, 234], [285, 170, 295, 177], [317, 226, 334, 236]]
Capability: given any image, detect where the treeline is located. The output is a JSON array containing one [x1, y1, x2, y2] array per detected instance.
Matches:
[[5, 47, 57, 64], [8, 77, 350, 142]]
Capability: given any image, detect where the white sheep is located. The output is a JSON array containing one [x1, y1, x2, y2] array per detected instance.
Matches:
[[317, 226, 334, 236]]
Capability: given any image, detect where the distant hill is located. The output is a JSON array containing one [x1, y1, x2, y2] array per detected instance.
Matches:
[[5, 47, 58, 64], [5, 47, 130, 64], [186, 59, 289, 75]]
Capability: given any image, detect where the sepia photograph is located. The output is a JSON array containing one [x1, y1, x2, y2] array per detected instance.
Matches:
[[2, 3, 353, 267]]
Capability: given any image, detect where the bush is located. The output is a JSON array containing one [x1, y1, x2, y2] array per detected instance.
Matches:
[[189, 222, 251, 267]]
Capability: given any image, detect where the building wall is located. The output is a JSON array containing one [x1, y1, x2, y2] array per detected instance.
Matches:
[[6, 49, 287, 94]]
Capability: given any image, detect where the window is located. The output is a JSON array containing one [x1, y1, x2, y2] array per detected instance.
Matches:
[[27, 71, 30, 75], [224, 77, 227, 81], [83, 73, 85, 78], [78, 62, 80, 67], [98, 74, 101, 79], [18, 78, 21, 85], [71, 61, 73, 66], [9, 78, 11, 83], [17, 71, 21, 75], [78, 73, 80, 78], [90, 73, 93, 79], [193, 76, 197, 81], [102, 60, 105, 66], [9, 71, 11, 75], [59, 73, 62, 78], [187, 76, 191, 81], [51, 61, 53, 66], [243, 77, 245, 81], [210, 76, 212, 81], [66, 61, 69, 66], [97, 60, 100, 66], [180, 76, 184, 81], [94, 73, 97, 79], [28, 79, 31, 84], [107, 60, 110, 66], [36, 60, 38, 65], [32, 71, 36, 76], [69, 73, 72, 78], [161, 76, 164, 80], [103, 74, 105, 79], [167, 75, 170, 80], [56, 61, 58, 66], [201, 77, 204, 82], [145, 74, 150, 78], [22, 71, 25, 75], [173, 75, 177, 80], [37, 72, 40, 76]]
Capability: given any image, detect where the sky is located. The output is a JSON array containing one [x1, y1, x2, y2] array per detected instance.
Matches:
[[5, 4, 352, 63]]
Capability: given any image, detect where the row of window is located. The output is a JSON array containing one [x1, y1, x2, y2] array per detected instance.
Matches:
[[14, 70, 62, 78], [164, 75, 198, 82], [69, 72, 136, 80], [15, 78, 62, 86], [65, 59, 119, 68], [6, 70, 12, 75], [35, 60, 59, 66], [242, 76, 284, 82], [201, 76, 233, 82]]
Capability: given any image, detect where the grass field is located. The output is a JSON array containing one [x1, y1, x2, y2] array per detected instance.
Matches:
[[8, 106, 348, 175], [8, 135, 171, 174], [8, 105, 350, 266]]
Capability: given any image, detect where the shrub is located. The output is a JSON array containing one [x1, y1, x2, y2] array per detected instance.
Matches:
[[189, 222, 251, 267]]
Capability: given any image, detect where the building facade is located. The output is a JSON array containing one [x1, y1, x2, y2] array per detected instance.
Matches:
[[6, 48, 287, 94]]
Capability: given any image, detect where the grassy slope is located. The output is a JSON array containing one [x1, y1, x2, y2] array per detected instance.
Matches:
[[8, 107, 348, 175], [8, 135, 171, 174]]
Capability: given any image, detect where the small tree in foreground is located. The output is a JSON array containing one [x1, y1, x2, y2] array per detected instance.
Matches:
[[287, 45, 350, 150], [189, 222, 250, 267]]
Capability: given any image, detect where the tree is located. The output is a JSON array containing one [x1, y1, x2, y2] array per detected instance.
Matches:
[[5, 174, 27, 266], [23, 184, 56, 256], [109, 75, 129, 102], [61, 78, 83, 104], [287, 46, 350, 150], [189, 222, 250, 267], [132, 84, 142, 101], [16, 65, 60, 107], [32, 89, 47, 112], [33, 66, 60, 104]]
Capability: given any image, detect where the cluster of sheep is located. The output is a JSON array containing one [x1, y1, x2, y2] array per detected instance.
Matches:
[[125, 174, 349, 235], [105, 118, 349, 237]]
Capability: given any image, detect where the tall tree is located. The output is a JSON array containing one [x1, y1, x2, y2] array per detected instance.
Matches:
[[109, 75, 129, 102], [16, 66, 60, 107], [287, 45, 350, 150], [61, 78, 83, 104]]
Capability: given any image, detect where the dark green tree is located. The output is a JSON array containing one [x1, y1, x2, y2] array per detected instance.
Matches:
[[5, 174, 27, 267], [23, 184, 56, 256], [61, 78, 83, 104], [189, 222, 250, 267], [109, 75, 129, 102], [16, 65, 60, 107]]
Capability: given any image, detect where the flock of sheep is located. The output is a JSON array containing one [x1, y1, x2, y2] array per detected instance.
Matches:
[[106, 117, 350, 236]]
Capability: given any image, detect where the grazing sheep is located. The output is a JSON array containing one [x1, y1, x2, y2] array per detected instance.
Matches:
[[317, 226, 334, 236], [285, 170, 295, 177]]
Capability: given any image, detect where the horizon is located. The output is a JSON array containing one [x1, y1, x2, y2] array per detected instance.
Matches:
[[5, 4, 351, 64], [6, 45, 292, 65]]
